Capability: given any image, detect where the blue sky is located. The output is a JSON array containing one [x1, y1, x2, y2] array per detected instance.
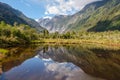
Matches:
[[0, 0, 100, 20]]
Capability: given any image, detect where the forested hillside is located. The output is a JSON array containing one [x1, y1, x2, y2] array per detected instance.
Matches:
[[0, 2, 44, 32], [39, 0, 120, 33], [0, 21, 39, 46]]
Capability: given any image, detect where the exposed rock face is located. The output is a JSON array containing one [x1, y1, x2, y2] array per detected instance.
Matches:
[[38, 0, 120, 33]]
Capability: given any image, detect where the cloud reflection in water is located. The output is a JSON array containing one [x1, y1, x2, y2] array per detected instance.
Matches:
[[2, 55, 104, 80]]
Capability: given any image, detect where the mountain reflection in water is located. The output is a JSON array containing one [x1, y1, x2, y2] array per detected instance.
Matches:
[[1, 56, 104, 80], [1, 44, 120, 80]]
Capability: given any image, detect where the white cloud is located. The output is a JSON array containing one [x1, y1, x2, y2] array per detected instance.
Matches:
[[35, 19, 39, 22], [43, 16, 52, 19], [21, 0, 102, 17], [45, 0, 101, 15], [46, 6, 61, 14]]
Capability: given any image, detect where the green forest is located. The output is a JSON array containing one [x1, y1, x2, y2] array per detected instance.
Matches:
[[0, 21, 120, 47], [0, 21, 38, 46], [0, 0, 120, 46], [0, 1, 120, 80]]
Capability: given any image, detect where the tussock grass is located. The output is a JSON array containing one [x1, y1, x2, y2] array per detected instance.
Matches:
[[0, 48, 8, 54], [32, 39, 120, 46]]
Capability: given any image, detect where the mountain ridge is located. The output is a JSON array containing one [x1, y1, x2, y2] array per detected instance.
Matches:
[[38, 0, 120, 33], [0, 2, 44, 32]]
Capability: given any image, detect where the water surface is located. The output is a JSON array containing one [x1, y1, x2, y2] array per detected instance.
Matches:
[[0, 44, 120, 80]]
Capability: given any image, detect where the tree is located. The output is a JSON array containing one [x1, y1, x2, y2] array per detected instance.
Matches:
[[43, 30, 49, 38], [0, 21, 6, 27]]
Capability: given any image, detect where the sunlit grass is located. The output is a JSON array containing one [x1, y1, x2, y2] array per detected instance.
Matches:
[[0, 48, 9, 61], [0, 48, 8, 54], [32, 39, 120, 46]]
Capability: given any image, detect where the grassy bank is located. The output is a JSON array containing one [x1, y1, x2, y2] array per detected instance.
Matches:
[[0, 48, 9, 61], [32, 39, 120, 46], [0, 48, 8, 54], [1, 21, 120, 47]]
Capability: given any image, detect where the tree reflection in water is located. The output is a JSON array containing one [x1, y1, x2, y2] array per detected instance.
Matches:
[[0, 44, 120, 80]]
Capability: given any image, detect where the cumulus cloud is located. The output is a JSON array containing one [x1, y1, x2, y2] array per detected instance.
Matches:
[[22, 0, 102, 17], [45, 0, 101, 15], [43, 16, 52, 19], [46, 6, 61, 14]]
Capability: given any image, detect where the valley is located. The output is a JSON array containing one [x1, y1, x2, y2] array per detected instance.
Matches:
[[0, 0, 120, 80], [38, 0, 120, 33]]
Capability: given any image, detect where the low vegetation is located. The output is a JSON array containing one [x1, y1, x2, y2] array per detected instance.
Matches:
[[0, 48, 8, 54], [0, 48, 8, 61], [0, 21, 38, 46], [35, 30, 120, 45], [0, 21, 120, 46]]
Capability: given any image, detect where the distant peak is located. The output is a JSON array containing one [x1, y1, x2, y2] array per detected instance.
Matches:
[[35, 19, 39, 22], [43, 16, 52, 19]]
